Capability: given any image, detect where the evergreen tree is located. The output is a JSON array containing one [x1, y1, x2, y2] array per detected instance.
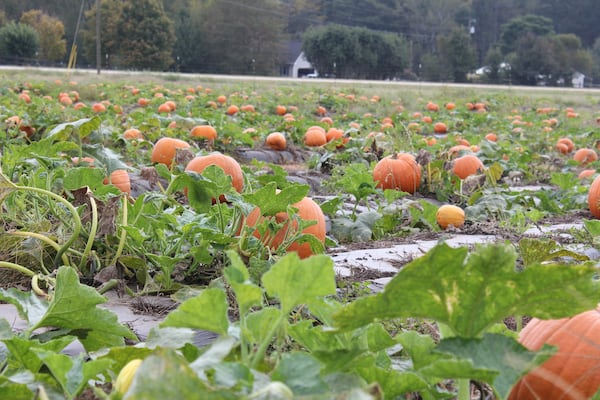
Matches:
[[0, 21, 39, 60]]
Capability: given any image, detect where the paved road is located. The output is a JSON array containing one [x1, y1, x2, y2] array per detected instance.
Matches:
[[1, 65, 598, 94]]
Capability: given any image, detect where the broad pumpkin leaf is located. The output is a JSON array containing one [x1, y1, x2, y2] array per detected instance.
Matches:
[[0, 375, 33, 400], [435, 333, 556, 400], [519, 237, 588, 267], [160, 287, 229, 335], [36, 351, 113, 399], [2, 336, 75, 373], [32, 266, 136, 351], [126, 349, 237, 400], [245, 307, 283, 345], [0, 288, 48, 327], [243, 182, 309, 216], [62, 167, 106, 192], [334, 242, 600, 338], [45, 116, 101, 142], [271, 352, 328, 396], [262, 253, 336, 315]]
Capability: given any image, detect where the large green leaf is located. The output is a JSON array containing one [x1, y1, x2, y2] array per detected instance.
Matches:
[[334, 242, 600, 338], [160, 287, 229, 335], [44, 117, 101, 142], [436, 333, 555, 399], [2, 336, 75, 373], [32, 266, 136, 351], [243, 182, 309, 216], [271, 352, 327, 396], [0, 288, 48, 327], [224, 250, 263, 315], [262, 253, 336, 315], [125, 349, 237, 399]]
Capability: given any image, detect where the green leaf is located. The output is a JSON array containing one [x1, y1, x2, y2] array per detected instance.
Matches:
[[243, 182, 309, 216], [146, 327, 196, 349], [37, 351, 113, 399], [126, 349, 237, 399], [435, 333, 556, 399], [334, 242, 600, 338], [212, 362, 254, 390], [0, 288, 48, 327], [224, 250, 263, 315], [245, 307, 283, 344], [32, 266, 136, 351], [0, 375, 33, 400], [331, 211, 381, 242], [0, 171, 17, 203], [2, 336, 75, 372], [519, 237, 588, 267], [160, 288, 229, 335], [271, 352, 327, 396], [62, 167, 106, 191], [45, 117, 101, 141], [262, 253, 336, 314], [189, 336, 237, 371]]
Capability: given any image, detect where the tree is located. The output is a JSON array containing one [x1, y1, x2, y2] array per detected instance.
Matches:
[[199, 0, 286, 75], [499, 14, 554, 55], [81, 0, 175, 70], [507, 33, 557, 85], [20, 9, 66, 62], [117, 0, 175, 70], [302, 24, 408, 80], [0, 22, 39, 60], [482, 46, 503, 83], [437, 28, 477, 82], [550, 34, 592, 83]]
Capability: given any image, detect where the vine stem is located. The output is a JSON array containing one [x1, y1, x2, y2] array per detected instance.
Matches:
[[250, 312, 286, 369], [14, 186, 82, 267], [109, 195, 128, 267], [79, 192, 98, 270], [8, 231, 66, 272], [0, 261, 36, 277]]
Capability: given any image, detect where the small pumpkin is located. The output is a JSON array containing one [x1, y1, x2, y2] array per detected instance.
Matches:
[[452, 154, 484, 179], [588, 174, 600, 217], [243, 196, 326, 259], [573, 148, 598, 165], [104, 170, 131, 195], [556, 137, 575, 154], [373, 153, 421, 194], [226, 105, 239, 115], [123, 128, 143, 140], [151, 137, 191, 167], [114, 359, 143, 395], [433, 122, 447, 134], [436, 204, 465, 229], [185, 152, 244, 194], [265, 132, 287, 150], [508, 307, 600, 400]]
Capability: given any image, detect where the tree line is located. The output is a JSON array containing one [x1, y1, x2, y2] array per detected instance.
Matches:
[[1, 0, 600, 86]]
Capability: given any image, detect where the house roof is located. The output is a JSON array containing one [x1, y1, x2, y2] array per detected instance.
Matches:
[[281, 40, 303, 65]]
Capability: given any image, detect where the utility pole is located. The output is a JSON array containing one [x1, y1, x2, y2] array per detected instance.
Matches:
[[96, 0, 101, 74]]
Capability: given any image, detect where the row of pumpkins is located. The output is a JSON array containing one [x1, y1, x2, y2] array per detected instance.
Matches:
[[104, 132, 600, 399]]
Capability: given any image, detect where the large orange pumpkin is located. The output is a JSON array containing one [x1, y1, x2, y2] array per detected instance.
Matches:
[[185, 152, 244, 194], [588, 175, 600, 217], [508, 307, 600, 400], [452, 154, 484, 179], [244, 196, 326, 259], [104, 169, 131, 195], [573, 148, 598, 165], [373, 153, 421, 194]]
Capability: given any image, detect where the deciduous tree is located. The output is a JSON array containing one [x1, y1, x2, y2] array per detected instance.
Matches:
[[20, 9, 66, 62]]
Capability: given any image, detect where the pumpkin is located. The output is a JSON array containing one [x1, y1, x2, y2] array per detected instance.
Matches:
[[185, 152, 244, 194], [190, 125, 217, 140], [123, 128, 143, 140], [373, 153, 421, 194], [104, 169, 131, 195], [588, 174, 600, 218], [157, 102, 172, 113], [226, 105, 240, 116], [436, 204, 465, 229], [304, 126, 327, 147], [556, 137, 575, 154], [573, 148, 598, 165], [485, 132, 497, 142], [275, 105, 287, 115], [244, 196, 326, 259], [452, 154, 484, 179], [426, 101, 439, 112], [265, 132, 287, 150], [508, 307, 600, 400], [433, 122, 447, 134], [114, 359, 143, 395], [151, 137, 191, 167], [578, 169, 595, 179]]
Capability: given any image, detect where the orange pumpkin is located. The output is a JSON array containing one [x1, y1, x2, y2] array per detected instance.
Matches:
[[150, 137, 191, 167], [578, 169, 595, 179], [436, 204, 465, 229], [244, 196, 326, 259], [190, 125, 217, 140], [104, 169, 131, 195], [373, 153, 421, 194], [275, 105, 287, 115], [588, 175, 600, 218], [452, 154, 484, 179], [573, 148, 598, 165], [226, 105, 240, 116], [304, 126, 327, 147], [265, 132, 287, 150], [123, 128, 143, 140], [185, 152, 244, 194], [433, 122, 448, 134], [556, 138, 575, 154], [508, 307, 600, 400]]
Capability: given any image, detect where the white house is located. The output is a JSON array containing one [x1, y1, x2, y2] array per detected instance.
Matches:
[[572, 71, 585, 88], [280, 41, 317, 78]]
